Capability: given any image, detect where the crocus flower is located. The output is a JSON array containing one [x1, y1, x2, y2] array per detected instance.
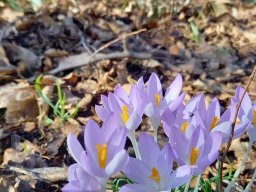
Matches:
[[231, 86, 256, 141], [193, 97, 248, 143], [162, 94, 205, 137], [120, 133, 191, 192], [95, 77, 147, 132], [67, 117, 129, 190], [62, 163, 101, 192], [166, 123, 222, 176], [145, 73, 184, 141]]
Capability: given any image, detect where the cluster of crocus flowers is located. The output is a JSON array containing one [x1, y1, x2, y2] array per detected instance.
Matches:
[[63, 73, 252, 192]]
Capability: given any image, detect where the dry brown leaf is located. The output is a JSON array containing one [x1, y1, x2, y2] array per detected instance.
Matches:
[[5, 87, 39, 124], [3, 43, 41, 70], [0, 82, 29, 108]]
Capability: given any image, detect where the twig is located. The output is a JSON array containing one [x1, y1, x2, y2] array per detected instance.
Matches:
[[219, 66, 256, 192], [88, 29, 146, 62], [8, 166, 68, 182], [48, 51, 152, 75]]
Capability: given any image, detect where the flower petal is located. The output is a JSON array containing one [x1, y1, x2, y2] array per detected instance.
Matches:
[[147, 73, 162, 102], [122, 157, 152, 185], [138, 133, 160, 167], [164, 73, 182, 104], [120, 184, 155, 192], [169, 165, 191, 188], [105, 149, 129, 176], [67, 133, 85, 165], [126, 112, 142, 131]]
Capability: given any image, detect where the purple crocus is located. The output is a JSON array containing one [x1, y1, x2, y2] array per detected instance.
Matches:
[[193, 97, 248, 143], [62, 163, 101, 192], [231, 86, 256, 141], [120, 133, 191, 192], [162, 94, 206, 137], [145, 73, 184, 141], [166, 123, 222, 176], [67, 117, 129, 190], [95, 77, 147, 132]]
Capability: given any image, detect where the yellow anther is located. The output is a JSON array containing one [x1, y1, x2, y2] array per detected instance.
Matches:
[[96, 144, 108, 169], [149, 167, 161, 183], [181, 122, 189, 133], [121, 105, 129, 124], [210, 116, 220, 130], [253, 110, 256, 127], [155, 94, 161, 106], [190, 147, 199, 165]]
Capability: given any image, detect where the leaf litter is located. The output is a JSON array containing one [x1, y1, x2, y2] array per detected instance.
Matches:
[[0, 0, 256, 191]]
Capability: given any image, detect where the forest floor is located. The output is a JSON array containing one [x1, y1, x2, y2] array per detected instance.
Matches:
[[0, 0, 256, 191]]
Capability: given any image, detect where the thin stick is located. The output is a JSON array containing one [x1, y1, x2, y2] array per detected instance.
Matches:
[[219, 66, 256, 192], [88, 29, 146, 62], [48, 51, 151, 75]]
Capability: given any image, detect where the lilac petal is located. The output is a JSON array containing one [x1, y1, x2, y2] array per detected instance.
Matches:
[[67, 163, 78, 182], [169, 165, 192, 188], [101, 114, 120, 141], [80, 151, 107, 178], [95, 105, 111, 121], [139, 133, 160, 167], [164, 74, 183, 104], [234, 86, 252, 115], [157, 144, 173, 177], [147, 73, 162, 102], [62, 182, 83, 192], [75, 165, 101, 190], [126, 112, 142, 131], [67, 133, 85, 165], [247, 102, 256, 122], [231, 121, 249, 142], [84, 120, 102, 160], [145, 102, 161, 118], [168, 125, 188, 163], [122, 157, 152, 185], [107, 129, 127, 161], [108, 92, 123, 114], [114, 85, 129, 103], [185, 94, 204, 114], [120, 184, 155, 192], [206, 98, 220, 129], [130, 86, 148, 116], [162, 111, 176, 134], [220, 106, 235, 123], [199, 132, 222, 169], [167, 92, 186, 112], [101, 95, 110, 110], [105, 149, 129, 176]]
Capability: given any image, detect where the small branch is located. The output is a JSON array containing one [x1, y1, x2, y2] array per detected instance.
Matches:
[[219, 66, 256, 192], [88, 28, 146, 62], [8, 166, 68, 182], [48, 51, 152, 75]]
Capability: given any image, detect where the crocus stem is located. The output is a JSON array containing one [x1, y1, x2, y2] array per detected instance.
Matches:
[[244, 169, 256, 192], [184, 175, 192, 192], [225, 140, 254, 192], [128, 131, 141, 160], [193, 174, 201, 192], [151, 120, 159, 142]]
